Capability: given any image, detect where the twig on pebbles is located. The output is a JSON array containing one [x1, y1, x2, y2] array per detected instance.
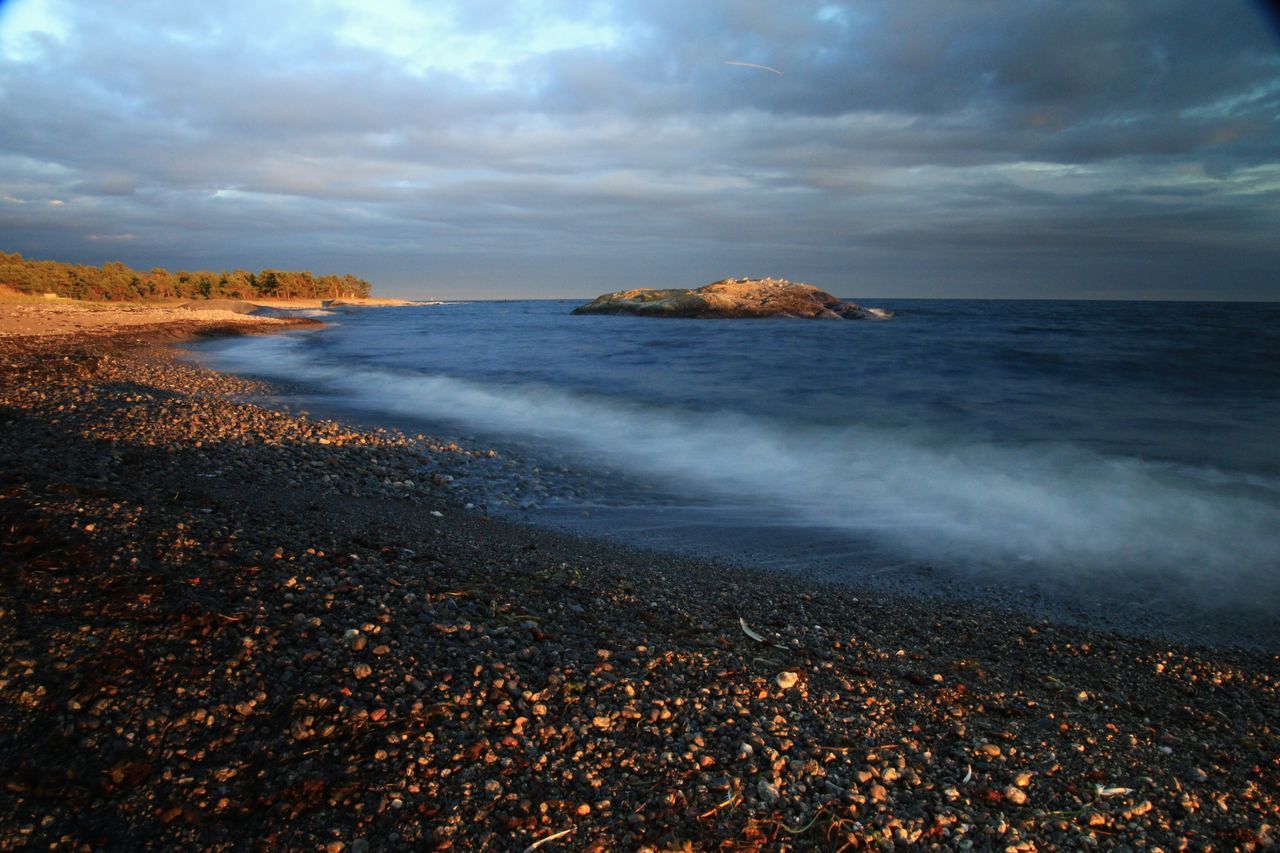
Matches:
[[698, 791, 742, 820], [523, 826, 575, 851]]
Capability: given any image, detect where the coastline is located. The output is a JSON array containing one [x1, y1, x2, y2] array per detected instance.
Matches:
[[0, 315, 1276, 849], [0, 294, 426, 339]]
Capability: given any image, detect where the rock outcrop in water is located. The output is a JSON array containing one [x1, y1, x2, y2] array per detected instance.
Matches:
[[572, 278, 892, 320]]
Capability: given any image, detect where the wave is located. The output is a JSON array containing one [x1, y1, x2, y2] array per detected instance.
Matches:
[[207, 335, 1280, 604]]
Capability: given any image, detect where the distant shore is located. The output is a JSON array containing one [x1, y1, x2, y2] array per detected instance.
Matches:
[[0, 309, 1276, 849], [0, 293, 428, 339]]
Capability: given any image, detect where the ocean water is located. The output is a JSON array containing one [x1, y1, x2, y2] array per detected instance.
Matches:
[[194, 299, 1280, 647]]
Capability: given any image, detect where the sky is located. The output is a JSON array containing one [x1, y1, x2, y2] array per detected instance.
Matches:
[[1, 0, 1278, 300]]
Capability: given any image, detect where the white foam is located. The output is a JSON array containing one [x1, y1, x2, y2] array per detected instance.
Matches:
[[209, 335, 1280, 600]]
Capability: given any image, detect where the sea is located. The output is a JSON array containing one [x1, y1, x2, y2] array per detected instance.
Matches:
[[192, 299, 1280, 649]]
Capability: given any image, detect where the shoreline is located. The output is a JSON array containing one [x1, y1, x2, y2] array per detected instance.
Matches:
[[1, 318, 1277, 849], [0, 294, 427, 339], [187, 313, 1280, 656]]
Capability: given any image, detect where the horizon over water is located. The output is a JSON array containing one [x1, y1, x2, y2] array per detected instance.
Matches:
[[194, 298, 1280, 649]]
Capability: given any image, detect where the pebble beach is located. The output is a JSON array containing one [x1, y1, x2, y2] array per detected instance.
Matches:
[[0, 311, 1277, 851]]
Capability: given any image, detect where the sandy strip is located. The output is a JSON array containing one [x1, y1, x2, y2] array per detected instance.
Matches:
[[0, 300, 304, 338], [0, 296, 423, 339]]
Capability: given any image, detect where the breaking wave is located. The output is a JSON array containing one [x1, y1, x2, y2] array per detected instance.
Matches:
[[205, 333, 1280, 602]]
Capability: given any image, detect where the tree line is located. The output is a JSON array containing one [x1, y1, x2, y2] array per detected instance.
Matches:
[[0, 252, 373, 302]]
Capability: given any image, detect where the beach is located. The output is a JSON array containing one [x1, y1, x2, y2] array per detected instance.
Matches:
[[0, 293, 419, 339], [0, 305, 1276, 850]]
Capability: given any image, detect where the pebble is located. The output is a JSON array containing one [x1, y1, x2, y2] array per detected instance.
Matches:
[[776, 671, 800, 690]]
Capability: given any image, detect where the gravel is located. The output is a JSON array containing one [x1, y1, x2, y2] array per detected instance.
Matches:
[[0, 328, 1276, 850]]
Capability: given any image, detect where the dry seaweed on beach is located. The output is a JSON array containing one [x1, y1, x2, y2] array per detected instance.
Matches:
[[0, 323, 1277, 851]]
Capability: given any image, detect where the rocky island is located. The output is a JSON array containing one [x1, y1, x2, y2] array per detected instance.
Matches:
[[572, 277, 892, 320]]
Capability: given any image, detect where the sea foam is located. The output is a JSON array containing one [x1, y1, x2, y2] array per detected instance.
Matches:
[[206, 333, 1280, 610]]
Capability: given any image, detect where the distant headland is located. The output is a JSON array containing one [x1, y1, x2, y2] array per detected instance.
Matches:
[[572, 277, 892, 320]]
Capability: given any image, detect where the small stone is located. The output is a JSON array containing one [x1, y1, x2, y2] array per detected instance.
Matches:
[[340, 625, 366, 650], [776, 671, 800, 690], [485, 780, 502, 796], [869, 784, 888, 803], [325, 842, 344, 853], [576, 803, 591, 816], [1004, 786, 1028, 805], [352, 663, 372, 679], [758, 779, 780, 803], [1014, 772, 1033, 788]]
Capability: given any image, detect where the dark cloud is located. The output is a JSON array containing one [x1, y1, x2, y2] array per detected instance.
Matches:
[[0, 0, 1276, 298]]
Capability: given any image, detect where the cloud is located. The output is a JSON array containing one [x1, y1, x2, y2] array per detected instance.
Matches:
[[0, 0, 1277, 298]]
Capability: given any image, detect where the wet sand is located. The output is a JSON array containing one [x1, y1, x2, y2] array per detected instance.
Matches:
[[0, 316, 1276, 850]]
